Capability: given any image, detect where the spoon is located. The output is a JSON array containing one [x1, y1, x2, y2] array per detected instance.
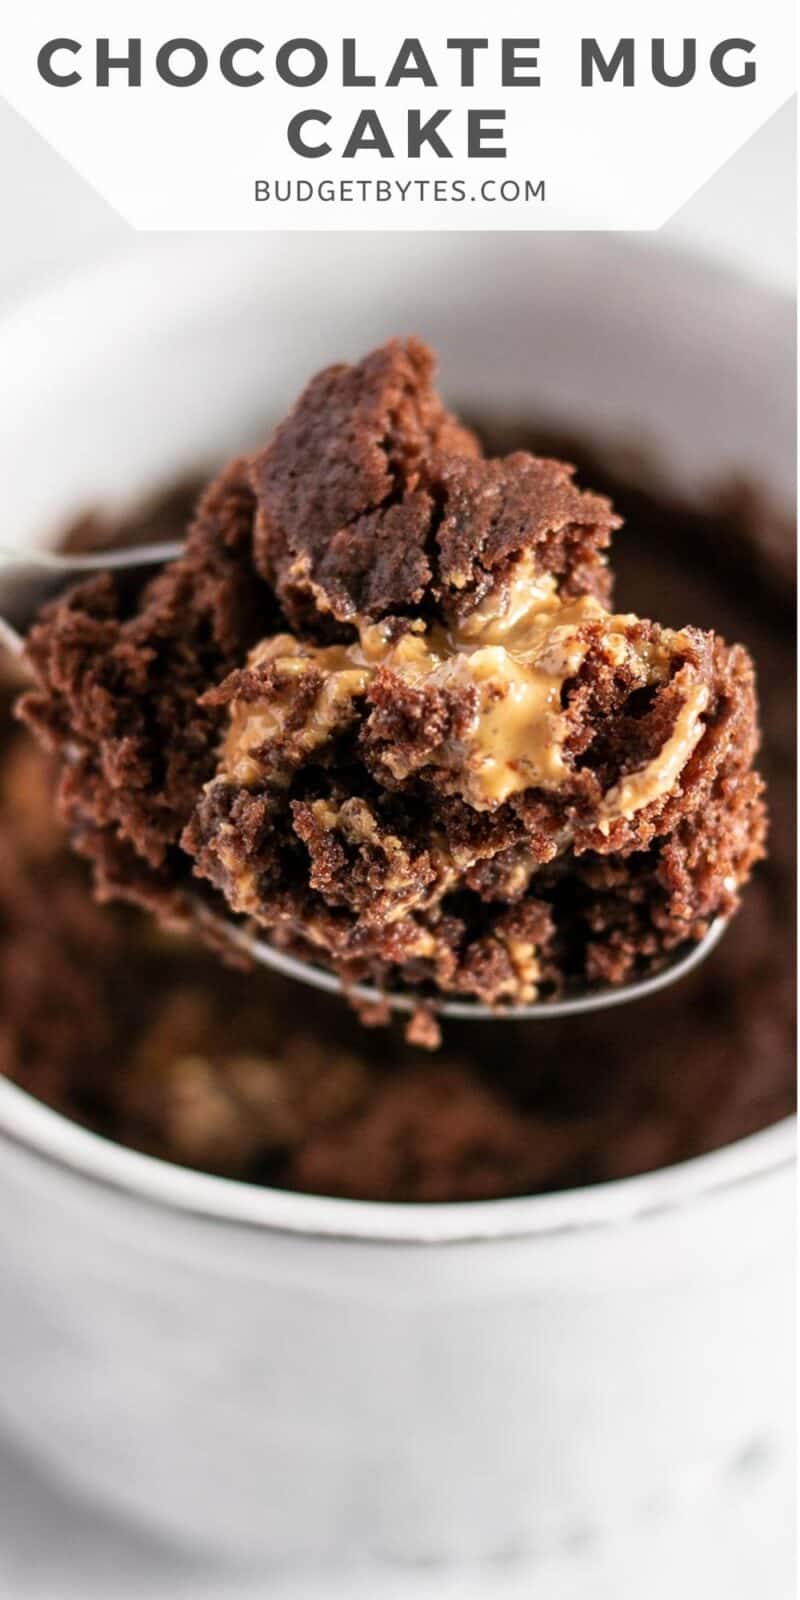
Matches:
[[0, 545, 727, 1021]]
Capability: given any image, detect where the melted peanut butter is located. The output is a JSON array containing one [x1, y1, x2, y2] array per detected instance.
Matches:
[[596, 682, 710, 833], [221, 556, 707, 822], [224, 636, 369, 787], [504, 938, 541, 1004]]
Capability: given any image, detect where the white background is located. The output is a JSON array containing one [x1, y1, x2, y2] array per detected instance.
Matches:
[[0, 91, 795, 1600]]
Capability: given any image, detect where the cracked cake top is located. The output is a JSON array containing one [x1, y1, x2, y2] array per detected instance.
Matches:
[[250, 339, 617, 627]]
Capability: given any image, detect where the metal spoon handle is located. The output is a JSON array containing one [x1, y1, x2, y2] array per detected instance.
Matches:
[[0, 542, 184, 574], [0, 541, 183, 654]]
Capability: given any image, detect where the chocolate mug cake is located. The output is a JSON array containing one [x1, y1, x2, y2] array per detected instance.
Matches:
[[0, 342, 792, 1200], [18, 342, 765, 1044]]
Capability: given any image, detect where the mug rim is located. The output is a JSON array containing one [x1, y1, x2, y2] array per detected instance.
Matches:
[[0, 1078, 794, 1245], [0, 234, 794, 1247]]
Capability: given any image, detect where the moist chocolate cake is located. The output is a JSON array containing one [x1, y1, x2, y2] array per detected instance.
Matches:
[[18, 341, 766, 1037], [0, 446, 793, 1201]]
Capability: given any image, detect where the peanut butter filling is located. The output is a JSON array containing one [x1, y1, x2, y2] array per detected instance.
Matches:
[[223, 636, 369, 787], [220, 559, 706, 823], [596, 681, 710, 833]]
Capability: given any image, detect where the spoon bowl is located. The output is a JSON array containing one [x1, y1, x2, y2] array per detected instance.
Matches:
[[234, 911, 728, 1020]]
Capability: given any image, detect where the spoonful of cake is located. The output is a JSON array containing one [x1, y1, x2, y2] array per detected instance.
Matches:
[[7, 340, 765, 1045]]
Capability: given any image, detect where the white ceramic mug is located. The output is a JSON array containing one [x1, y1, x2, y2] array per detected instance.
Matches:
[[0, 234, 794, 1562]]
